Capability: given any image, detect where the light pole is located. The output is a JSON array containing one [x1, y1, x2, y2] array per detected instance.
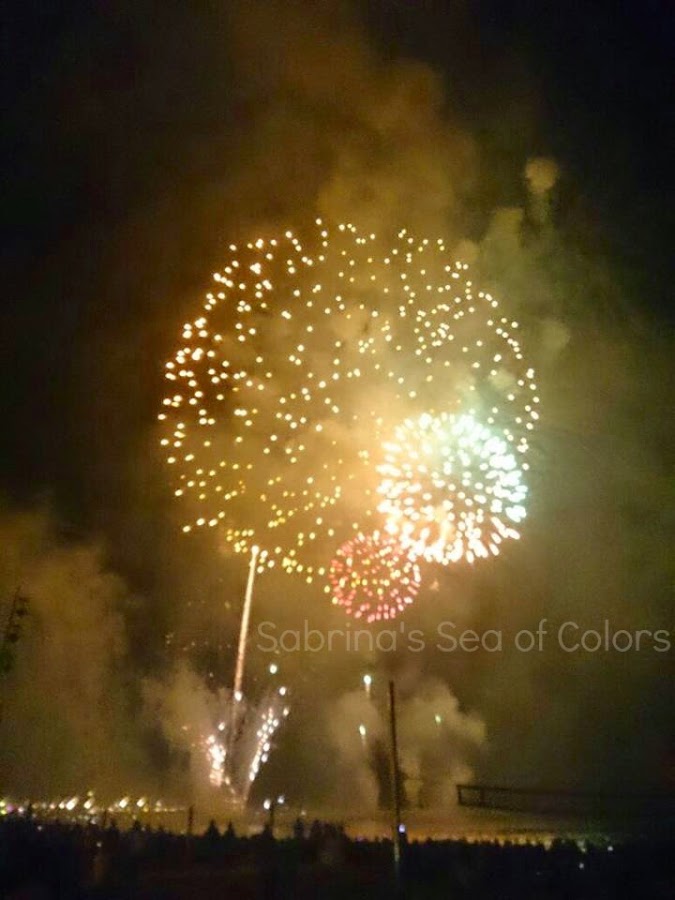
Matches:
[[263, 794, 285, 833], [388, 680, 403, 881]]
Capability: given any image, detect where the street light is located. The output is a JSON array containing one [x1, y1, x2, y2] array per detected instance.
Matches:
[[263, 794, 285, 833]]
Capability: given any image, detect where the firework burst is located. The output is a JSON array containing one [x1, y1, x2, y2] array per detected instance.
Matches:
[[377, 412, 527, 564], [159, 220, 538, 606], [328, 530, 421, 623]]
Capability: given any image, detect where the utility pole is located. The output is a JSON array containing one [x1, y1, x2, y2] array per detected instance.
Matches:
[[388, 680, 403, 881], [0, 590, 29, 726], [0, 590, 29, 677]]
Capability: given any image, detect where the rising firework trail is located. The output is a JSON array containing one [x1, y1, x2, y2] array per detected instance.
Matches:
[[233, 544, 260, 701], [227, 544, 259, 764]]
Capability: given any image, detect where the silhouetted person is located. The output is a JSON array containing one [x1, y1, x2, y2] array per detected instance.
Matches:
[[257, 823, 278, 899], [203, 819, 220, 860], [292, 816, 305, 841]]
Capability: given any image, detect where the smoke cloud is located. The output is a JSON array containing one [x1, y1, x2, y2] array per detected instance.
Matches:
[[322, 679, 485, 812], [1, 0, 672, 811], [0, 505, 148, 797]]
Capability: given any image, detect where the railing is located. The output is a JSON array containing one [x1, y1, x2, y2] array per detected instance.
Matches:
[[456, 783, 675, 815]]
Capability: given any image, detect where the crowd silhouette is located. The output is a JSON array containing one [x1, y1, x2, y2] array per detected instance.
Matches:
[[0, 813, 672, 898]]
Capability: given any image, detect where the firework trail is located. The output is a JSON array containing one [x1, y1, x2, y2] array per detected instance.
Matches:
[[233, 546, 260, 700]]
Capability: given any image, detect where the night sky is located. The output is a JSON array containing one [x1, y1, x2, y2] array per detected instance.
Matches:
[[1, 1, 673, 808]]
